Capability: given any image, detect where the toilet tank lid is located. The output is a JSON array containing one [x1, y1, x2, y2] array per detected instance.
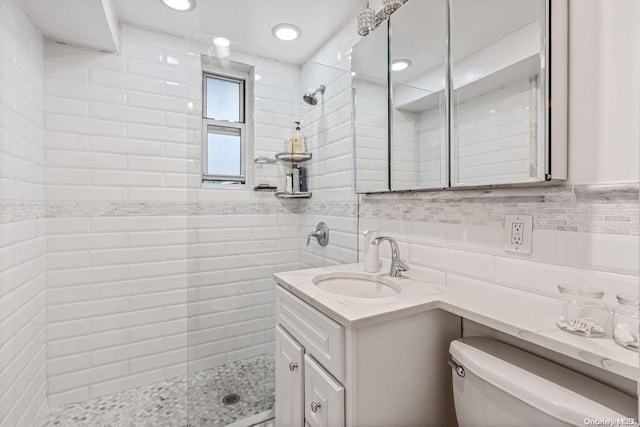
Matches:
[[449, 338, 637, 424]]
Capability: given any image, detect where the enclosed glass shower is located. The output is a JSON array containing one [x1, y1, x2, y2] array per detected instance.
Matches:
[[28, 21, 355, 427], [183, 32, 357, 426]]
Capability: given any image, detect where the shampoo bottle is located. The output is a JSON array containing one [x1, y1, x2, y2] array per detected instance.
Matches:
[[292, 121, 306, 153], [292, 168, 300, 193], [299, 167, 307, 192], [285, 172, 292, 193]]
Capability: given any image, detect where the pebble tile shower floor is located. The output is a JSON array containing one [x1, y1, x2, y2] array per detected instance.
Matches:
[[42, 353, 275, 427]]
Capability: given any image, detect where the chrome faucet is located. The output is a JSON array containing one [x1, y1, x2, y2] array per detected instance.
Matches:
[[371, 236, 409, 277]]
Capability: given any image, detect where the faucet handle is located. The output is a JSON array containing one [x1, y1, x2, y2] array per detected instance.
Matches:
[[307, 222, 329, 247], [395, 258, 409, 272], [390, 257, 409, 278], [306, 231, 317, 246]]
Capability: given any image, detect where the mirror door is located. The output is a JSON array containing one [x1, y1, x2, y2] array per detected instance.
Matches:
[[390, 0, 448, 191], [352, 23, 390, 193], [450, 0, 547, 187], [352, 0, 566, 193]]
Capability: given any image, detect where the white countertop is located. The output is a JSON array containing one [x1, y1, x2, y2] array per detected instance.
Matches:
[[273, 263, 639, 381]]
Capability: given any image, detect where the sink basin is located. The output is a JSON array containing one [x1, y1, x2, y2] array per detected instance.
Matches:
[[312, 272, 401, 298]]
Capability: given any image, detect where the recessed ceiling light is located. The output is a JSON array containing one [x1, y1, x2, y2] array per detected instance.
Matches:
[[392, 59, 412, 71], [271, 24, 301, 41], [213, 37, 230, 47], [160, 0, 196, 12]]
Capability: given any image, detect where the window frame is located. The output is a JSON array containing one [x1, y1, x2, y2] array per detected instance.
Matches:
[[201, 69, 250, 185]]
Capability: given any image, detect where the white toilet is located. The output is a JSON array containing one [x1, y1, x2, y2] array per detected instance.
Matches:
[[449, 337, 637, 427]]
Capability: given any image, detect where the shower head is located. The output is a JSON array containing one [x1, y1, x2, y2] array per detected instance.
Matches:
[[303, 84, 326, 106], [303, 93, 318, 105]]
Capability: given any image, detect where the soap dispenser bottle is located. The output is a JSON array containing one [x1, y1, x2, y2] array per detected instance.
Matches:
[[362, 229, 380, 273], [292, 121, 306, 153]]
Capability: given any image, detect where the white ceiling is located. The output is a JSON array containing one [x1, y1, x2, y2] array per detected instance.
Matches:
[[20, 0, 541, 67], [21, 0, 120, 52], [20, 0, 362, 64], [115, 0, 363, 64]]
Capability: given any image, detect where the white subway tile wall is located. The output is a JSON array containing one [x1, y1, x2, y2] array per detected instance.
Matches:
[[43, 25, 305, 407], [0, 0, 48, 426], [452, 77, 541, 186], [391, 105, 423, 190], [417, 100, 447, 188], [360, 211, 638, 308], [299, 56, 359, 268], [354, 79, 389, 192]]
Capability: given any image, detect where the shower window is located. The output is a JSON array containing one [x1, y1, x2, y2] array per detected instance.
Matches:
[[205, 125, 242, 178], [202, 72, 248, 184]]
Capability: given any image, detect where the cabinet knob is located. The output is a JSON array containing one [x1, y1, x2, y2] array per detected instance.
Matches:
[[288, 362, 298, 372], [311, 401, 321, 413]]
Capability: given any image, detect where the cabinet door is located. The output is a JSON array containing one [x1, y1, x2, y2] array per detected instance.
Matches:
[[304, 355, 345, 427], [276, 287, 345, 382], [275, 325, 304, 427]]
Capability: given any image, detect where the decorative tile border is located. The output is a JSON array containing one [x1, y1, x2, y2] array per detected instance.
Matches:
[[305, 201, 358, 218], [360, 183, 639, 235], [44, 200, 306, 218], [0, 202, 46, 224], [189, 200, 306, 216], [2, 183, 636, 235], [43, 200, 355, 218], [45, 201, 189, 218]]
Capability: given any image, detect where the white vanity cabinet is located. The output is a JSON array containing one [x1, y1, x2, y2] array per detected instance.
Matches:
[[275, 325, 304, 426], [275, 284, 346, 427], [275, 285, 461, 427]]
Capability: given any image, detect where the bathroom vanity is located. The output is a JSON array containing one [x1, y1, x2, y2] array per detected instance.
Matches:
[[275, 284, 460, 427], [273, 264, 639, 427]]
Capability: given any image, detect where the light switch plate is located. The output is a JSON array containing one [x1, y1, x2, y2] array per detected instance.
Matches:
[[504, 214, 533, 254]]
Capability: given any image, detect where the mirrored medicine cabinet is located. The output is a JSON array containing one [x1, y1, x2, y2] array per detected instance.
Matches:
[[352, 0, 568, 193]]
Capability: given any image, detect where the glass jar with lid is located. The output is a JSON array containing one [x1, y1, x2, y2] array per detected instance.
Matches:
[[613, 294, 639, 351], [555, 283, 607, 337]]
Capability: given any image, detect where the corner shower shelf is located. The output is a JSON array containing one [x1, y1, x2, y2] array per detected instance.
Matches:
[[253, 156, 276, 165], [275, 152, 312, 163], [275, 191, 312, 199]]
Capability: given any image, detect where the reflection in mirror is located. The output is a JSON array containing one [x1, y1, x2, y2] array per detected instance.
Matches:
[[352, 23, 389, 193], [451, 0, 546, 187], [390, 0, 447, 191]]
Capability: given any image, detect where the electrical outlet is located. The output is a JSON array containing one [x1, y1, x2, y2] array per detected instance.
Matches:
[[511, 223, 524, 244], [504, 214, 533, 254]]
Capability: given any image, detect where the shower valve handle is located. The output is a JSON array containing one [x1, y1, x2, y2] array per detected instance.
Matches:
[[306, 222, 329, 247]]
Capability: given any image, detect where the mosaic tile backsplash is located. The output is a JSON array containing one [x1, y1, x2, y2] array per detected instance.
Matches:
[[360, 183, 639, 235]]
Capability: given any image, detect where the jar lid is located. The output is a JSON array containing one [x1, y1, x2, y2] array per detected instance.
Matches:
[[557, 282, 604, 298], [616, 293, 639, 306]]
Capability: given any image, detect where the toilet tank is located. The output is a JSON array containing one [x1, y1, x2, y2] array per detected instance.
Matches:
[[449, 337, 637, 427]]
